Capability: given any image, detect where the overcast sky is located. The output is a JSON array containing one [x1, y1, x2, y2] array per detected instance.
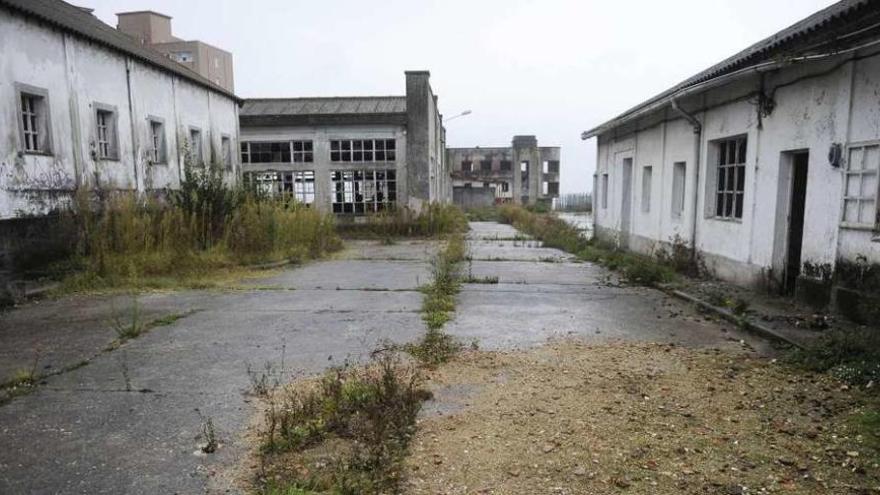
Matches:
[[89, 0, 836, 194]]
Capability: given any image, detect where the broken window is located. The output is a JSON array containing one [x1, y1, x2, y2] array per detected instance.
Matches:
[[241, 142, 292, 163], [548, 182, 559, 196], [641, 166, 653, 213], [18, 86, 51, 154], [480, 160, 492, 172], [542, 181, 549, 195], [543, 161, 549, 174], [601, 174, 609, 209], [95, 106, 118, 160], [189, 127, 203, 165], [148, 118, 166, 164], [714, 137, 746, 220], [461, 160, 472, 172], [672, 162, 686, 218], [500, 160, 512, 172], [501, 182, 510, 193], [331, 169, 397, 214], [548, 161, 560, 174], [330, 139, 396, 163], [292, 141, 314, 163], [842, 143, 879, 227]]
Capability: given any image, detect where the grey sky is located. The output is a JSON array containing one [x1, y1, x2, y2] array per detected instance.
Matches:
[[89, 0, 836, 194]]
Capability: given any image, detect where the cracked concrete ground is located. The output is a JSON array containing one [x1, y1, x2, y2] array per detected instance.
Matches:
[[0, 226, 770, 494]]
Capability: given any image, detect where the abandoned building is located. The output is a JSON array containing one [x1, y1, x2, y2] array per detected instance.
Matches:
[[0, 0, 241, 274], [583, 0, 880, 307], [239, 71, 451, 214], [116, 10, 235, 93], [448, 136, 560, 207]]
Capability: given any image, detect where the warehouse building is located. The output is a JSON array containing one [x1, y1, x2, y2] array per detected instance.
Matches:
[[239, 71, 450, 214]]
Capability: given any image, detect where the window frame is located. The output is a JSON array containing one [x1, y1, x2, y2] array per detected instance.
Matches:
[[330, 168, 397, 214], [641, 165, 653, 213], [15, 83, 53, 156], [841, 140, 880, 231], [710, 135, 747, 221], [221, 135, 233, 171], [188, 126, 203, 166], [147, 116, 167, 165], [601, 173, 609, 209], [330, 139, 396, 163], [671, 161, 687, 220], [93, 102, 120, 161]]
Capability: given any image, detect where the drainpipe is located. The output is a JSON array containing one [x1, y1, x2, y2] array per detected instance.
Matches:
[[671, 99, 702, 260]]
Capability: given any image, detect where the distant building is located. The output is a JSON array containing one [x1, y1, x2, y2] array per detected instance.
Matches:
[[0, 0, 241, 280], [239, 71, 451, 214], [447, 136, 560, 208], [582, 0, 880, 302], [116, 10, 234, 93]]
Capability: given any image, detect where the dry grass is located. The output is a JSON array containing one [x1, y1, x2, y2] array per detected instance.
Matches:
[[404, 341, 879, 494]]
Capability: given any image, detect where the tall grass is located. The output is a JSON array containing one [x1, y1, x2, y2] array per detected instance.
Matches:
[[50, 164, 341, 291], [336, 203, 468, 238]]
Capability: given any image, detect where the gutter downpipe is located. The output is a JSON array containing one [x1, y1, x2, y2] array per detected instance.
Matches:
[[670, 99, 702, 261]]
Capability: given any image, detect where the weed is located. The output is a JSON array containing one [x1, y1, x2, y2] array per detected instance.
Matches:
[[336, 204, 468, 239], [202, 416, 218, 454], [404, 328, 463, 367], [119, 352, 132, 392], [111, 296, 143, 341], [462, 275, 500, 284], [258, 351, 430, 494], [248, 362, 278, 397], [853, 408, 880, 457], [785, 328, 880, 387]]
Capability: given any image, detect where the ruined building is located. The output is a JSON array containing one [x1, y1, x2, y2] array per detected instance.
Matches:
[[583, 0, 880, 311], [448, 136, 560, 207], [0, 0, 241, 277], [239, 71, 451, 214], [116, 10, 235, 93]]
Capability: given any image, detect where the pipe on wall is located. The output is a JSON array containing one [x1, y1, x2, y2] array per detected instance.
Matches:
[[671, 99, 702, 259]]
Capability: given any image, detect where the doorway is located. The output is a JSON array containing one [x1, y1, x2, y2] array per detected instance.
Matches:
[[784, 152, 809, 294], [620, 157, 633, 248]]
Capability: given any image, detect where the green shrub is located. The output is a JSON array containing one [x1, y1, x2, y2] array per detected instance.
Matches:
[[785, 328, 880, 388], [337, 203, 468, 238]]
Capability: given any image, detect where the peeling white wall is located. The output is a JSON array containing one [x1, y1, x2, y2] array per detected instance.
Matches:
[[594, 49, 880, 287], [0, 8, 240, 220]]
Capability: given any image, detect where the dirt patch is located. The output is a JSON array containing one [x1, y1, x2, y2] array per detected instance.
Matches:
[[404, 341, 879, 494]]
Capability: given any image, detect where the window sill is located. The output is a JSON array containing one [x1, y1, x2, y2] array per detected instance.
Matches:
[[21, 150, 53, 157], [98, 156, 121, 163], [840, 222, 880, 232], [707, 216, 743, 224], [149, 161, 169, 167]]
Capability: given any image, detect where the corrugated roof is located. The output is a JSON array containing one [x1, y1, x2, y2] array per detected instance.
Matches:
[[584, 0, 880, 138], [241, 96, 407, 117], [0, 0, 240, 102]]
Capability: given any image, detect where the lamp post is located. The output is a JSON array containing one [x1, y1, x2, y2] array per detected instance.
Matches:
[[445, 110, 472, 123]]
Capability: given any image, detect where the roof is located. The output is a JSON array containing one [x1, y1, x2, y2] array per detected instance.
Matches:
[[583, 0, 880, 138], [241, 96, 407, 116], [0, 0, 240, 102], [240, 96, 408, 127]]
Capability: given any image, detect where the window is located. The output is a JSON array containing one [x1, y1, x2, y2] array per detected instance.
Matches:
[[500, 160, 512, 172], [501, 182, 510, 193], [601, 174, 609, 209], [171, 51, 193, 63], [672, 162, 687, 218], [17, 85, 51, 154], [714, 136, 747, 219], [241, 141, 291, 163], [95, 105, 118, 160], [461, 160, 472, 172], [542, 181, 549, 195], [221, 136, 232, 170], [189, 128, 203, 165], [290, 171, 316, 204], [842, 143, 879, 227], [547, 161, 560, 174], [331, 169, 397, 214], [641, 166, 653, 213], [330, 139, 396, 162], [292, 141, 314, 163], [520, 161, 529, 172], [543, 161, 549, 174], [547, 182, 559, 196], [480, 160, 492, 172], [148, 118, 166, 164]]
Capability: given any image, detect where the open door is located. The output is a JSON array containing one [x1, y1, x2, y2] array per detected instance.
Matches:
[[620, 157, 633, 249], [784, 152, 809, 294]]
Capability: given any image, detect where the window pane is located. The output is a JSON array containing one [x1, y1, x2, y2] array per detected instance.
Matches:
[[860, 200, 876, 224], [737, 139, 747, 164], [735, 193, 744, 219], [862, 172, 877, 198], [735, 165, 745, 192], [719, 142, 727, 166], [849, 147, 864, 171], [718, 166, 727, 191]]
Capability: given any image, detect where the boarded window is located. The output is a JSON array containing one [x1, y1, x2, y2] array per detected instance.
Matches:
[[601, 174, 609, 209], [672, 162, 686, 218], [842, 143, 879, 227], [714, 137, 747, 219], [641, 166, 653, 213], [189, 128, 203, 165], [221, 136, 232, 170]]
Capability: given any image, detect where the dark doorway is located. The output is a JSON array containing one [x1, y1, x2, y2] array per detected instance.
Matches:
[[784, 152, 809, 294]]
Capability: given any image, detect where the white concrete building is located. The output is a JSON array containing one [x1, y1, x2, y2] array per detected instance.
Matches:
[[0, 0, 242, 223], [239, 71, 450, 215], [583, 0, 880, 304]]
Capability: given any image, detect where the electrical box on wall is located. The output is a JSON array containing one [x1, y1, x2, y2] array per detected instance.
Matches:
[[828, 143, 843, 168]]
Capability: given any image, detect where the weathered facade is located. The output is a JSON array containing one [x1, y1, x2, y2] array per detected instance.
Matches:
[[0, 0, 241, 278], [448, 136, 560, 206], [239, 71, 451, 214], [583, 0, 880, 300]]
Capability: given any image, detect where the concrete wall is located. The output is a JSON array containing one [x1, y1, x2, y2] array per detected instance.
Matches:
[[405, 71, 450, 211], [239, 124, 407, 213], [0, 7, 240, 221], [593, 49, 880, 288], [453, 186, 495, 209]]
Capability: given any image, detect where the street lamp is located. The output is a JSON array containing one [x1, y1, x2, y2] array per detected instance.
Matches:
[[445, 110, 472, 123]]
